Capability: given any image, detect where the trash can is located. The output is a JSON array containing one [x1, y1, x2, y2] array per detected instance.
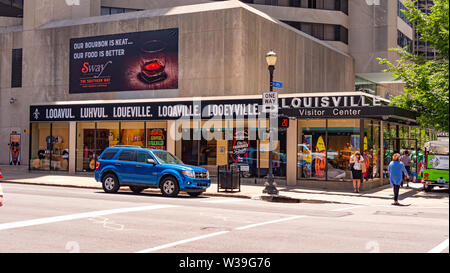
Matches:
[[217, 165, 241, 192]]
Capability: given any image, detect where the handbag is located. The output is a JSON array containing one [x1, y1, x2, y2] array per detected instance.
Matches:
[[348, 163, 354, 170]]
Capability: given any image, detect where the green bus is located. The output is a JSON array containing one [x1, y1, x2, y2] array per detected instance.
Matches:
[[422, 140, 449, 192]]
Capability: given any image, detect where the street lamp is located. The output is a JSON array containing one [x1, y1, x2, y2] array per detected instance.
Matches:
[[263, 50, 279, 195]]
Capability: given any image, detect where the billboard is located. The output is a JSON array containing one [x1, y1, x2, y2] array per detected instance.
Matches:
[[69, 28, 178, 93]]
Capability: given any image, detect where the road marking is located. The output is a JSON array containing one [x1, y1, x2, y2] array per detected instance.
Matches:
[[428, 239, 449, 253], [202, 199, 246, 204], [137, 215, 306, 252], [0, 204, 177, 231], [136, 231, 230, 253], [235, 215, 306, 230], [330, 205, 363, 212]]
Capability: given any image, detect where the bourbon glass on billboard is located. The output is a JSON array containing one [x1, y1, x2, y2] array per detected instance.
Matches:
[[139, 40, 167, 84]]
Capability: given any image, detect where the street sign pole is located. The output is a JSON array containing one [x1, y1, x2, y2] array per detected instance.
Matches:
[[262, 66, 279, 195]]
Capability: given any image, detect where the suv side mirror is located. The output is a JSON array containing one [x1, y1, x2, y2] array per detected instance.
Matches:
[[147, 158, 156, 165]]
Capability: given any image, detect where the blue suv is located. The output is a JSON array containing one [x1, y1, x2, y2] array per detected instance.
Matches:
[[94, 146, 211, 197]]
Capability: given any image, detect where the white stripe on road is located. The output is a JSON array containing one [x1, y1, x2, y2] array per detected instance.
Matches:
[[428, 239, 449, 253], [330, 205, 363, 212], [0, 204, 177, 231], [202, 199, 246, 204], [136, 231, 230, 253], [235, 215, 306, 230], [137, 215, 306, 252]]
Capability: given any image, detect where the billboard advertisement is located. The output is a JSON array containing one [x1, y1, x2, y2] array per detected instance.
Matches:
[[69, 28, 178, 93]]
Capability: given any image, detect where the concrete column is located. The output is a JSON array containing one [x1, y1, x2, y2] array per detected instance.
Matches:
[[69, 122, 77, 174], [286, 119, 298, 186], [167, 120, 176, 154]]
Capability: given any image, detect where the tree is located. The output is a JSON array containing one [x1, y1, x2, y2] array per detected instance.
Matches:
[[378, 0, 449, 132]]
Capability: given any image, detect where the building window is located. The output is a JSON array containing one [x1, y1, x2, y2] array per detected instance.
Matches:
[[11, 48, 22, 88], [220, 0, 348, 13], [397, 30, 412, 52], [101, 6, 141, 15], [0, 0, 23, 17], [398, 1, 412, 26], [264, 0, 279, 5], [282, 21, 348, 44]]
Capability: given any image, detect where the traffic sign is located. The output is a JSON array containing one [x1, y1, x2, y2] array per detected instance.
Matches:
[[273, 81, 283, 88], [262, 91, 278, 113]]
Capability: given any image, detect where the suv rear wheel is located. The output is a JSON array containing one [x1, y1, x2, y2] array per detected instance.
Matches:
[[160, 176, 179, 197], [102, 173, 120, 193]]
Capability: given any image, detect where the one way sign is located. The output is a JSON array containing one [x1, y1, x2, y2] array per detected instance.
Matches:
[[262, 91, 278, 113]]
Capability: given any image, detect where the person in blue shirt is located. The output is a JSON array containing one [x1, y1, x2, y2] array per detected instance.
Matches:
[[388, 153, 409, 206]]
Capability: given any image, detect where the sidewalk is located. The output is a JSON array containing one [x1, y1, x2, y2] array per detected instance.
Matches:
[[0, 165, 448, 207]]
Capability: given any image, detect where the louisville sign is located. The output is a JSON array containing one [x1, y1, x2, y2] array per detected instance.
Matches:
[[30, 94, 417, 122]]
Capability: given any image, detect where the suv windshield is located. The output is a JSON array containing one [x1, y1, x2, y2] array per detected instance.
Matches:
[[152, 150, 184, 165]]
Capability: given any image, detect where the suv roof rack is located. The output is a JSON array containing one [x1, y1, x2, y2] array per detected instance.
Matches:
[[112, 145, 143, 148]]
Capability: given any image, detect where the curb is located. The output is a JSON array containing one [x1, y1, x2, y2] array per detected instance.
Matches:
[[0, 179, 354, 204], [0, 180, 254, 199]]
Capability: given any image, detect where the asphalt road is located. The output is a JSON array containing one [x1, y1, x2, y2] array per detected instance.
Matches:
[[0, 183, 448, 253]]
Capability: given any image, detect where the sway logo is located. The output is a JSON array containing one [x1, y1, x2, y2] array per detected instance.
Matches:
[[81, 61, 112, 78]]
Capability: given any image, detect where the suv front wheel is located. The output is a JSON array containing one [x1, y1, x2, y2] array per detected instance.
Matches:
[[102, 173, 120, 193], [160, 176, 180, 197]]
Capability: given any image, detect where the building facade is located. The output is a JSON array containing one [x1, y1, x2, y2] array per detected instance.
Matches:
[[413, 0, 438, 60], [0, 0, 434, 188]]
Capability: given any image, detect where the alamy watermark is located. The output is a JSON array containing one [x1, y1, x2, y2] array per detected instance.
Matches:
[[65, 0, 80, 6], [167, 98, 279, 151]]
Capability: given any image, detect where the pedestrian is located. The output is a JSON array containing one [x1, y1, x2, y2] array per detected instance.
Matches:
[[350, 151, 365, 193], [400, 150, 412, 187], [388, 153, 409, 206]]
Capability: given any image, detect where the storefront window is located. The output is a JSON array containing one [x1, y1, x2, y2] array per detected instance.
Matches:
[[255, 119, 286, 179], [327, 119, 360, 181], [121, 122, 145, 147], [176, 120, 200, 166], [96, 122, 120, 158], [76, 122, 120, 172], [76, 122, 95, 172], [51, 123, 70, 171], [31, 122, 69, 171], [173, 119, 285, 180], [363, 120, 381, 180], [31, 123, 51, 171], [146, 121, 167, 150], [297, 119, 327, 180], [382, 122, 393, 178]]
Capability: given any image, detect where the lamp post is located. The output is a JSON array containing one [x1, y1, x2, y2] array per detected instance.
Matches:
[[263, 50, 279, 195]]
